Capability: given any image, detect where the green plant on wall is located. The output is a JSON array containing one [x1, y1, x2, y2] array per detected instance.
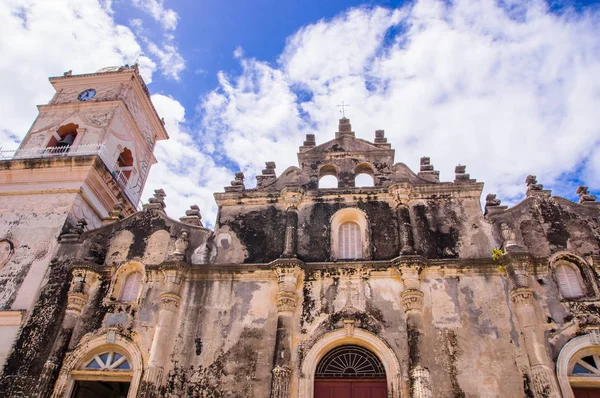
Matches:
[[492, 248, 505, 272]]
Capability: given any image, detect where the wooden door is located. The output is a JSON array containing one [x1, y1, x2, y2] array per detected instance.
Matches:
[[573, 388, 600, 398], [314, 379, 387, 398]]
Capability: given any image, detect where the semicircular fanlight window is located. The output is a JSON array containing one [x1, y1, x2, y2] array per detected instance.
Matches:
[[82, 351, 131, 371], [315, 345, 386, 379]]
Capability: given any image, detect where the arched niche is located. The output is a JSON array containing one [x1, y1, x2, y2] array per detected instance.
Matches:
[[299, 327, 402, 397], [105, 230, 134, 266], [52, 332, 144, 398], [556, 333, 600, 398], [550, 252, 598, 300], [330, 208, 370, 260], [109, 261, 146, 303], [143, 230, 170, 264]]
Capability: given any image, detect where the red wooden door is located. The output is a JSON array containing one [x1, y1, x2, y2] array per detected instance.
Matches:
[[314, 380, 387, 398], [573, 388, 600, 398]]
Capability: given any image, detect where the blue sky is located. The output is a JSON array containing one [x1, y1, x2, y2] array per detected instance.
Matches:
[[1, 0, 600, 226]]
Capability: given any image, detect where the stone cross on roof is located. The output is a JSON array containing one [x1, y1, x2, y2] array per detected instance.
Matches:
[[336, 101, 350, 118]]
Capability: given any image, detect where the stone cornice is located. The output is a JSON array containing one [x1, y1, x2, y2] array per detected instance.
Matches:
[[214, 181, 485, 207]]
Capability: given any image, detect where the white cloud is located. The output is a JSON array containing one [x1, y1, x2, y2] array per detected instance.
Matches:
[[145, 95, 232, 227], [132, 0, 178, 31], [0, 0, 147, 143], [200, 0, 600, 207], [147, 41, 185, 81]]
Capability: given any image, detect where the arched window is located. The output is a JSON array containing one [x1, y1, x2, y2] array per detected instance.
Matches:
[[46, 123, 78, 153], [319, 164, 338, 189], [119, 272, 142, 302], [567, 347, 600, 396], [316, 345, 386, 378], [83, 351, 131, 371], [339, 222, 361, 259], [331, 208, 370, 260], [556, 261, 585, 299], [557, 335, 600, 397], [314, 345, 387, 396], [71, 348, 134, 398]]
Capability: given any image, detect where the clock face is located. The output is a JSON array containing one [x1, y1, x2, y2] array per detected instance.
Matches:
[[78, 88, 96, 102]]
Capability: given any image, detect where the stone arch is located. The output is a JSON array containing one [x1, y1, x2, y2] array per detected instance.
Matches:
[[550, 252, 597, 299], [105, 230, 134, 266], [51, 332, 144, 398], [299, 327, 401, 397], [318, 164, 339, 189], [556, 332, 600, 398], [46, 123, 79, 149], [330, 207, 371, 260], [354, 162, 375, 187]]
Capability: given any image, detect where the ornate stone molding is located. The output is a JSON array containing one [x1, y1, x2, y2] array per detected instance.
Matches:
[[510, 287, 534, 305], [66, 292, 88, 316], [411, 365, 433, 398], [343, 319, 356, 337], [281, 186, 304, 210], [271, 365, 292, 398], [401, 289, 424, 313], [530, 364, 560, 398], [159, 292, 181, 312], [272, 265, 302, 314], [276, 291, 298, 313]]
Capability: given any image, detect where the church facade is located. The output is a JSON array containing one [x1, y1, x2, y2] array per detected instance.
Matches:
[[0, 68, 600, 398]]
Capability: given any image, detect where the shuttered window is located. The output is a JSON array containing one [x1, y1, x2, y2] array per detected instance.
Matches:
[[556, 263, 584, 299], [339, 222, 361, 259], [120, 272, 142, 302]]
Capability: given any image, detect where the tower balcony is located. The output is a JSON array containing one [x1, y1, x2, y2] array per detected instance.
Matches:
[[0, 143, 141, 207]]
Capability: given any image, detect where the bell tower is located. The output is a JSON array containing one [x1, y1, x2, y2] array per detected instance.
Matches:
[[0, 66, 168, 367]]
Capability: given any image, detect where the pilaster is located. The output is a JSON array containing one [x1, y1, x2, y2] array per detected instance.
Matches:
[[502, 254, 560, 398], [269, 259, 303, 398], [398, 262, 432, 398], [141, 261, 187, 396], [34, 266, 100, 398]]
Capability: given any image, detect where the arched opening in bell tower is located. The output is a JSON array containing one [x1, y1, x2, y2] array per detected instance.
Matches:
[[46, 123, 79, 152], [115, 148, 134, 182]]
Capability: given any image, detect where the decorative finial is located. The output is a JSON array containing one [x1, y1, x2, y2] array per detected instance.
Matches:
[[143, 189, 167, 211], [525, 175, 543, 191], [224, 172, 246, 192], [577, 186, 596, 204], [454, 165, 475, 183], [180, 205, 203, 227], [336, 101, 350, 118]]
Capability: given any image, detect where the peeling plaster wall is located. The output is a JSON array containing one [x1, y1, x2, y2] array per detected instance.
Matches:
[[0, 193, 76, 369]]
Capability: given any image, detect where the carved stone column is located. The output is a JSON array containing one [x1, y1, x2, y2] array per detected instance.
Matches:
[[270, 259, 302, 398], [141, 263, 187, 396], [399, 264, 432, 398], [503, 254, 560, 398], [34, 266, 100, 398]]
